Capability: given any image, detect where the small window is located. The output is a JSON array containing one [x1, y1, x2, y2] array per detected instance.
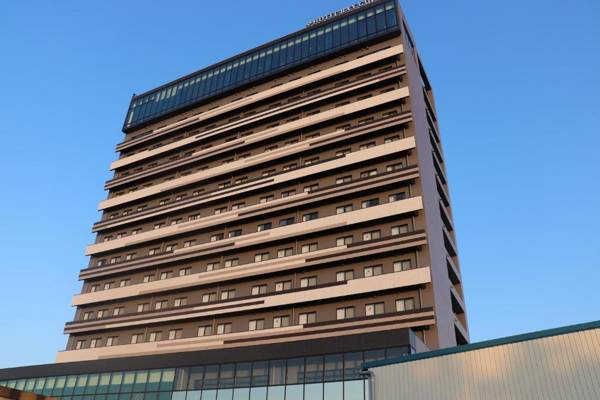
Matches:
[[159, 271, 173, 280], [360, 169, 378, 178], [336, 176, 352, 184], [303, 184, 319, 193], [231, 202, 246, 210], [168, 329, 183, 340], [217, 323, 232, 335], [302, 212, 318, 222], [143, 274, 154, 283], [202, 293, 217, 303], [90, 338, 100, 348], [259, 195, 275, 203], [391, 225, 410, 235], [210, 233, 224, 242], [148, 332, 162, 342], [277, 247, 294, 258], [273, 315, 290, 328], [179, 267, 192, 277], [174, 297, 187, 307], [301, 243, 318, 253], [389, 192, 407, 202], [393, 259, 412, 272], [336, 205, 353, 214], [131, 334, 143, 344], [198, 325, 213, 337], [206, 262, 219, 271], [336, 270, 354, 282], [137, 303, 149, 313], [279, 217, 295, 226], [220, 289, 236, 300], [251, 285, 267, 296], [300, 276, 317, 288], [254, 252, 270, 262], [359, 142, 375, 150], [364, 265, 384, 277], [214, 207, 227, 214], [106, 336, 117, 347], [362, 198, 379, 208], [304, 157, 319, 166], [281, 190, 296, 198], [365, 302, 385, 316], [335, 149, 351, 157], [336, 236, 353, 246], [386, 163, 404, 172], [298, 312, 317, 324], [396, 298, 416, 312], [257, 222, 272, 232], [224, 258, 239, 268], [275, 280, 292, 292], [362, 230, 381, 241], [248, 319, 265, 331], [154, 300, 168, 310], [228, 229, 242, 238], [336, 306, 355, 320], [75, 340, 86, 350]]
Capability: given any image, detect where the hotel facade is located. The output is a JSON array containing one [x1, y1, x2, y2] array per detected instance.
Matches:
[[0, 1, 467, 399]]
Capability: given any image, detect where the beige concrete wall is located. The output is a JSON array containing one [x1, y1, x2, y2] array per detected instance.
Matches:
[[372, 327, 600, 400]]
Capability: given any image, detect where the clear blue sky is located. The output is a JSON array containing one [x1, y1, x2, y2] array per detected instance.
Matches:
[[0, 0, 598, 369]]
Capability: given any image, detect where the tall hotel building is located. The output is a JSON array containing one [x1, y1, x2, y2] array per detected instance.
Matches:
[[0, 1, 468, 399]]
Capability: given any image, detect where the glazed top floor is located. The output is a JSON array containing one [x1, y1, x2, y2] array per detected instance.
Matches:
[[122, 0, 402, 133]]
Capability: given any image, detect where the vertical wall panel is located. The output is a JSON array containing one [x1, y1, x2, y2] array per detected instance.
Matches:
[[372, 328, 600, 400]]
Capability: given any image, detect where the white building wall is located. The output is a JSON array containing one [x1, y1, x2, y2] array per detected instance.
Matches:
[[372, 327, 600, 400]]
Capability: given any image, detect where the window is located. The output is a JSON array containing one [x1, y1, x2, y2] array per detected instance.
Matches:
[[281, 190, 296, 198], [154, 223, 164, 230], [137, 303, 149, 313], [301, 243, 318, 253], [148, 332, 162, 342], [113, 307, 124, 316], [336, 204, 353, 214], [335, 149, 351, 157], [359, 142, 375, 150], [362, 198, 379, 208], [248, 319, 265, 331], [259, 195, 274, 203], [275, 280, 292, 292], [188, 214, 201, 221], [396, 298, 415, 312], [90, 284, 99, 293], [206, 262, 219, 271], [224, 258, 239, 268], [304, 157, 319, 165], [174, 297, 187, 307], [160, 271, 173, 280], [171, 218, 182, 225], [97, 309, 107, 319], [273, 315, 290, 328], [277, 247, 294, 258], [220, 289, 236, 300], [165, 244, 177, 252], [302, 212, 318, 222], [228, 229, 242, 238], [96, 259, 105, 267], [210, 233, 224, 242], [279, 217, 295, 226], [131, 228, 141, 235], [386, 163, 404, 172], [251, 285, 267, 295], [82, 311, 92, 321], [217, 323, 232, 335], [389, 192, 407, 202], [198, 325, 213, 337], [90, 338, 100, 348], [183, 239, 197, 248], [262, 169, 276, 177], [257, 222, 272, 232], [384, 135, 400, 143], [363, 263, 384, 277], [298, 312, 317, 324], [202, 293, 217, 303], [303, 184, 318, 193], [336, 175, 352, 184], [143, 274, 154, 283], [335, 235, 353, 247], [393, 259, 412, 271], [168, 329, 183, 340], [391, 224, 410, 235], [214, 206, 227, 214], [155, 300, 168, 310], [75, 340, 85, 350], [336, 306, 355, 320], [179, 267, 192, 277], [282, 163, 297, 171], [148, 248, 160, 256], [231, 202, 245, 210], [254, 252, 270, 262], [103, 282, 113, 290], [106, 336, 117, 347], [336, 270, 354, 282], [131, 334, 143, 344], [360, 169, 378, 178], [125, 253, 136, 261], [365, 302, 385, 316], [363, 230, 381, 241], [109, 257, 120, 265], [300, 276, 317, 288]]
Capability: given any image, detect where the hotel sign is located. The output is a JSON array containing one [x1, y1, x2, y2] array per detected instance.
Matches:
[[307, 0, 375, 26]]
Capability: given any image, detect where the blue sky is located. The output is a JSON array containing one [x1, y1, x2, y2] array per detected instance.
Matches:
[[0, 0, 598, 368]]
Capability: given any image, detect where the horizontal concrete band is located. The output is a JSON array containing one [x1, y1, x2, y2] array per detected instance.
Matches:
[[81, 195, 424, 280], [113, 44, 404, 156], [66, 267, 431, 334], [74, 231, 428, 306], [99, 87, 410, 210], [56, 309, 434, 363], [88, 167, 419, 255], [93, 114, 414, 232], [107, 67, 407, 188]]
